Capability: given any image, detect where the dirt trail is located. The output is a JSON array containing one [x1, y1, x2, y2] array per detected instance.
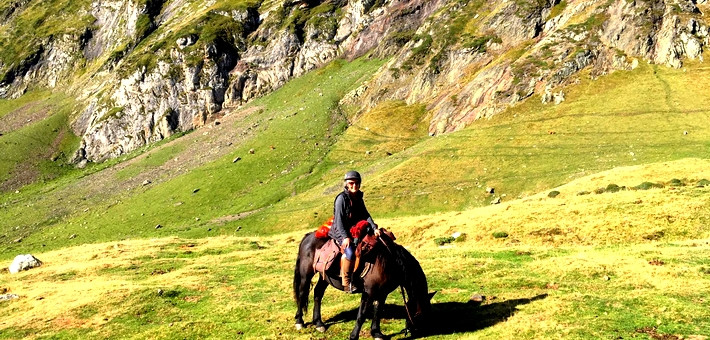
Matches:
[[0, 104, 52, 134]]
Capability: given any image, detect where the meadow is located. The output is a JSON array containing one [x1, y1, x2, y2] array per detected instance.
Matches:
[[0, 56, 709, 339]]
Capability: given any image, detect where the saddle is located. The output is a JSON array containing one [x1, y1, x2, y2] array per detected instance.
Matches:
[[313, 228, 396, 281], [313, 239, 340, 275]]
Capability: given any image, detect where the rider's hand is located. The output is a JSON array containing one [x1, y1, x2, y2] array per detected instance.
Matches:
[[342, 237, 351, 250], [374, 229, 381, 237]]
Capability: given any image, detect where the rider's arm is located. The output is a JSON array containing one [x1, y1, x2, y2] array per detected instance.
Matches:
[[331, 194, 349, 243]]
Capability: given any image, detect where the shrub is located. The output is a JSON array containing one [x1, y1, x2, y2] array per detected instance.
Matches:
[[593, 188, 605, 194], [669, 178, 685, 187], [643, 231, 665, 241], [548, 190, 560, 198], [633, 182, 664, 190], [577, 191, 590, 196], [697, 179, 710, 187], [492, 231, 509, 239], [605, 184, 621, 193], [434, 236, 455, 246], [386, 30, 416, 47], [462, 35, 501, 53]]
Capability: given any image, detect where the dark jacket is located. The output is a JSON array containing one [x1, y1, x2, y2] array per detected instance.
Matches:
[[328, 190, 376, 244]]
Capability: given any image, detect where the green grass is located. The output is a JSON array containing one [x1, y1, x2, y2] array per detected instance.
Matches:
[[0, 57, 386, 259], [4, 56, 710, 260], [1, 30, 710, 338], [0, 91, 80, 190]]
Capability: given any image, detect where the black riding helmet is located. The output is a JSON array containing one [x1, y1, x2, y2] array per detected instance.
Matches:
[[344, 170, 361, 182]]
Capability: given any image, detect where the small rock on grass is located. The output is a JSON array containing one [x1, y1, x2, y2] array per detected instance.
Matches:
[[9, 254, 42, 274], [0, 294, 19, 301], [470, 294, 485, 302]]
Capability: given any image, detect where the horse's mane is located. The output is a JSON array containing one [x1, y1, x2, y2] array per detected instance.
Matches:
[[382, 242, 428, 298]]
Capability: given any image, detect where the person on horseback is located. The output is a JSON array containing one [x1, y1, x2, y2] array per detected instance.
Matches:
[[329, 170, 381, 293]]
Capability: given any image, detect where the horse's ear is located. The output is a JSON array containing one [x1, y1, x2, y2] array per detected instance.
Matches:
[[428, 291, 437, 301]]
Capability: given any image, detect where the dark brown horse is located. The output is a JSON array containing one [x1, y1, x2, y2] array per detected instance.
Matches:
[[293, 231, 432, 340]]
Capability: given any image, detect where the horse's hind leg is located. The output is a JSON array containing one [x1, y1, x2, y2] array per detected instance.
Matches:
[[311, 277, 328, 332], [294, 269, 313, 330], [294, 241, 316, 330], [370, 296, 386, 340]]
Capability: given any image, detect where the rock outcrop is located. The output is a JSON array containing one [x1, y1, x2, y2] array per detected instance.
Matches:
[[343, 0, 709, 135], [1, 0, 708, 161]]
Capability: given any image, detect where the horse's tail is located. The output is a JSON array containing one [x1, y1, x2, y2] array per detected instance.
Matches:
[[293, 251, 304, 306], [293, 233, 313, 312]]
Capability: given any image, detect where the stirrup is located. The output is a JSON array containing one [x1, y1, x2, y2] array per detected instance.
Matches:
[[345, 283, 360, 294]]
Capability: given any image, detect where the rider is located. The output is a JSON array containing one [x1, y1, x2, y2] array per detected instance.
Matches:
[[329, 170, 381, 293]]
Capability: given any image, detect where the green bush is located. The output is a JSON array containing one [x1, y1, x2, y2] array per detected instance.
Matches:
[[462, 35, 501, 53], [669, 178, 685, 187], [633, 182, 664, 190], [697, 179, 710, 187], [643, 231, 665, 241], [548, 190, 560, 198], [577, 191, 590, 196], [605, 184, 621, 193], [492, 231, 509, 239], [434, 236, 455, 246]]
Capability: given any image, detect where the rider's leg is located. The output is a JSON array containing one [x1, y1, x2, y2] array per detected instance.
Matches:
[[341, 244, 356, 292]]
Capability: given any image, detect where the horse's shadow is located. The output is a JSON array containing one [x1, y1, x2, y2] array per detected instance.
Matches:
[[325, 293, 548, 339]]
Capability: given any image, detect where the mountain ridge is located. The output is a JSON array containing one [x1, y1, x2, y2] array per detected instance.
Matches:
[[2, 0, 708, 162]]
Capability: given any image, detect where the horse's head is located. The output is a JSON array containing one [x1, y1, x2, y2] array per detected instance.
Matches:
[[405, 290, 436, 332]]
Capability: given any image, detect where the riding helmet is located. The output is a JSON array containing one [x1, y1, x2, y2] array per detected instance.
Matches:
[[344, 170, 362, 182]]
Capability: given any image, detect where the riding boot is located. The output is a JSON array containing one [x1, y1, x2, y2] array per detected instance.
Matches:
[[340, 256, 354, 293]]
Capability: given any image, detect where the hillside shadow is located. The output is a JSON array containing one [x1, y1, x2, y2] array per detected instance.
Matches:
[[325, 293, 548, 338]]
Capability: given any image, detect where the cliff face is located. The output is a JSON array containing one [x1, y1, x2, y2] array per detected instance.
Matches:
[[1, 0, 708, 162], [345, 0, 709, 134]]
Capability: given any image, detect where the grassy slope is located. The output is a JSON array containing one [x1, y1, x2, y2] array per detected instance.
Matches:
[[0, 56, 709, 338], [0, 57, 386, 259], [0, 91, 80, 191], [0, 160, 707, 339]]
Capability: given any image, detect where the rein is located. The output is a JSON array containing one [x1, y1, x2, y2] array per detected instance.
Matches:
[[378, 233, 417, 330], [400, 285, 416, 331]]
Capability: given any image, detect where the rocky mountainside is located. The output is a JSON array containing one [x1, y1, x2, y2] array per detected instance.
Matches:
[[1, 0, 707, 162]]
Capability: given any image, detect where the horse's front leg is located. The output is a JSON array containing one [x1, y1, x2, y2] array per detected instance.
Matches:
[[370, 296, 386, 340], [349, 291, 373, 340], [311, 277, 329, 332]]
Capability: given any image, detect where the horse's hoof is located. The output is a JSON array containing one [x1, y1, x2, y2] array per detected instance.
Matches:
[[295, 323, 304, 331], [316, 326, 326, 333]]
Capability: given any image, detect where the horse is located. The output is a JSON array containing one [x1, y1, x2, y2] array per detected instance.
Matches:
[[293, 231, 432, 340]]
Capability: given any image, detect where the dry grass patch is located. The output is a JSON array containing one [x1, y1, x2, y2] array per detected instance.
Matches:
[[0, 235, 282, 331], [386, 158, 710, 248]]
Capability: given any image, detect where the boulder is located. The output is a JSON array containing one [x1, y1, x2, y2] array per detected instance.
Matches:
[[9, 254, 42, 274], [0, 293, 19, 301]]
